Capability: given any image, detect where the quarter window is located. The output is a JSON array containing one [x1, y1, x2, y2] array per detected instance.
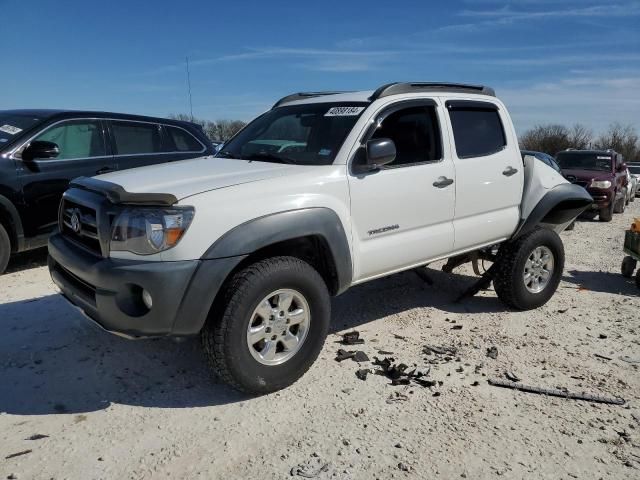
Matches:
[[448, 104, 506, 158], [164, 126, 203, 152], [32, 120, 106, 160], [112, 121, 163, 155], [370, 106, 442, 167]]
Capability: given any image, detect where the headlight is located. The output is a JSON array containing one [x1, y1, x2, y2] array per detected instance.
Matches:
[[110, 207, 194, 255], [590, 180, 611, 189]]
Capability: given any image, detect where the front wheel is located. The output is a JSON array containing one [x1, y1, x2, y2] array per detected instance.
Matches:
[[201, 256, 330, 394], [622, 256, 637, 278], [493, 228, 565, 310], [0, 223, 10, 275]]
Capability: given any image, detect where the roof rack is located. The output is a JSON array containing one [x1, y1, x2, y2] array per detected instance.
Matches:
[[272, 91, 353, 109], [369, 82, 495, 101]]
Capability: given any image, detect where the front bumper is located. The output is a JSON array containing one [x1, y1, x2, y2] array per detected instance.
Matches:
[[48, 234, 243, 337], [585, 188, 614, 209]]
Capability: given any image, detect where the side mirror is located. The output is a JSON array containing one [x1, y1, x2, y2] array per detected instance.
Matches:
[[365, 138, 396, 169], [22, 141, 60, 161]]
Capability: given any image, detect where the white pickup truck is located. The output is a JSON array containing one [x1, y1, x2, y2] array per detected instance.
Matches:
[[48, 82, 592, 393]]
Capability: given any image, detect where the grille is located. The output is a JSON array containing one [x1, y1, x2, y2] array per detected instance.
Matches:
[[60, 199, 102, 255]]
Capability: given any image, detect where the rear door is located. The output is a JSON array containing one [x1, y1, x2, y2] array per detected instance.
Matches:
[[108, 120, 165, 170], [444, 100, 523, 251], [16, 118, 115, 236], [348, 100, 456, 282]]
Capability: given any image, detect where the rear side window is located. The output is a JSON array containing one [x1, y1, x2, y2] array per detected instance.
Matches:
[[112, 121, 163, 155], [164, 126, 203, 152], [371, 105, 442, 167], [448, 103, 506, 158]]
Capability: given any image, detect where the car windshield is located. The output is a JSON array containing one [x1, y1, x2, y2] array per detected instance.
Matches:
[[0, 113, 44, 144], [217, 102, 368, 165], [628, 165, 640, 175], [555, 152, 612, 172]]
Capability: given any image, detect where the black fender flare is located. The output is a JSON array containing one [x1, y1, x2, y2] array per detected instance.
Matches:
[[203, 207, 353, 294], [513, 183, 593, 239], [0, 194, 24, 251]]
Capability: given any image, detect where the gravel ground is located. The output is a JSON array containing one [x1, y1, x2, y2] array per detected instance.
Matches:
[[1, 202, 639, 480]]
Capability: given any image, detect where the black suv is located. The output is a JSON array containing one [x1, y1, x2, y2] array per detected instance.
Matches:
[[0, 109, 215, 273]]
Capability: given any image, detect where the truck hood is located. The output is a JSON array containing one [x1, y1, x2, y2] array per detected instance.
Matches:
[[96, 156, 306, 200], [561, 169, 613, 182]]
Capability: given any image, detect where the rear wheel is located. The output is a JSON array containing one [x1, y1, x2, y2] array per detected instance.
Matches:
[[0, 223, 10, 275], [614, 193, 626, 213], [493, 228, 564, 310], [201, 256, 330, 394]]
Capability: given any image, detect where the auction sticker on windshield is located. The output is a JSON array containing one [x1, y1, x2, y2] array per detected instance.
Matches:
[[325, 107, 365, 117], [0, 125, 22, 135]]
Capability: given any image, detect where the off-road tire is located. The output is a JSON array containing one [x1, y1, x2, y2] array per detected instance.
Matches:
[[493, 228, 564, 310], [599, 203, 613, 222], [201, 256, 330, 395], [0, 223, 10, 275], [622, 256, 637, 278]]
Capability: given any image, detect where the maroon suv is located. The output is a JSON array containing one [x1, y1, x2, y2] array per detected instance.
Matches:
[[555, 149, 628, 222]]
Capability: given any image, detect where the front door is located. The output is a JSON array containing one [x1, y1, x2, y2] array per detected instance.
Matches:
[[348, 101, 456, 282], [16, 119, 115, 237]]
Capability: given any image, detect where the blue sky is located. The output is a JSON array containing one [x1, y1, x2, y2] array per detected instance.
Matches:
[[1, 0, 639, 134]]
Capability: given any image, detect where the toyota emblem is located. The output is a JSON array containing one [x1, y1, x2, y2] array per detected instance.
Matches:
[[70, 211, 82, 233]]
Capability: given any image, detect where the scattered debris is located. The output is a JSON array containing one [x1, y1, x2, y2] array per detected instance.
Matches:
[[342, 331, 364, 345], [398, 462, 411, 472], [620, 356, 640, 364], [377, 349, 394, 355], [5, 450, 32, 460], [26, 434, 49, 441], [290, 457, 330, 478], [486, 346, 498, 359], [488, 378, 625, 405], [355, 369, 370, 381], [599, 334, 608, 339], [557, 308, 569, 313], [373, 357, 432, 387], [386, 392, 409, 404], [505, 371, 520, 382], [353, 351, 370, 363], [393, 334, 407, 341], [423, 345, 457, 356], [451, 325, 463, 330], [594, 353, 613, 361], [335, 349, 355, 362]]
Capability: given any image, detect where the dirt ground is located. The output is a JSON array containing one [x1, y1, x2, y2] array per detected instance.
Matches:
[[1, 202, 639, 480]]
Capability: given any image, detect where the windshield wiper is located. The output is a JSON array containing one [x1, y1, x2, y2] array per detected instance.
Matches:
[[241, 152, 296, 164]]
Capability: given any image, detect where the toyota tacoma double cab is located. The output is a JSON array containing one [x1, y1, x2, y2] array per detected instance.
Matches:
[[48, 82, 592, 394]]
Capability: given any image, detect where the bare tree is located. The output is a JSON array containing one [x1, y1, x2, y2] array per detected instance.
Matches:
[[568, 124, 593, 150], [169, 114, 246, 142], [593, 123, 639, 162], [520, 123, 594, 154]]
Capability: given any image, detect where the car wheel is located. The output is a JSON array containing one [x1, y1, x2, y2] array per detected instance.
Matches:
[[614, 194, 626, 213], [201, 256, 330, 394], [493, 228, 564, 310], [0, 223, 10, 275], [599, 203, 614, 222], [622, 256, 637, 278]]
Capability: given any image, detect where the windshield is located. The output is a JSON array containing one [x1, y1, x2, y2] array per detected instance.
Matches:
[[0, 113, 44, 144], [217, 102, 368, 165], [555, 152, 612, 172], [629, 165, 640, 175]]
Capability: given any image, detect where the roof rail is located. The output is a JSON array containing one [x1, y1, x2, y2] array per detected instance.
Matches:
[[369, 82, 496, 101], [272, 91, 353, 109]]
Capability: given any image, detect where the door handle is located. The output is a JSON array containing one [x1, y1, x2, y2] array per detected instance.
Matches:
[[96, 167, 115, 175], [502, 166, 518, 177], [433, 176, 454, 188]]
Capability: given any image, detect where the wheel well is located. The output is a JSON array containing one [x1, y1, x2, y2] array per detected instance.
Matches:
[[232, 235, 340, 295], [0, 206, 17, 252], [540, 199, 592, 225]]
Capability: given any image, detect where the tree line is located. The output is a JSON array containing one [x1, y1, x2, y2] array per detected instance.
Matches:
[[519, 122, 640, 162], [170, 113, 246, 142]]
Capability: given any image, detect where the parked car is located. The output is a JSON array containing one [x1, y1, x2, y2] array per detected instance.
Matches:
[[555, 149, 628, 222], [626, 168, 637, 202], [0, 109, 216, 273], [629, 163, 640, 197], [48, 82, 592, 394], [521, 150, 561, 173]]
